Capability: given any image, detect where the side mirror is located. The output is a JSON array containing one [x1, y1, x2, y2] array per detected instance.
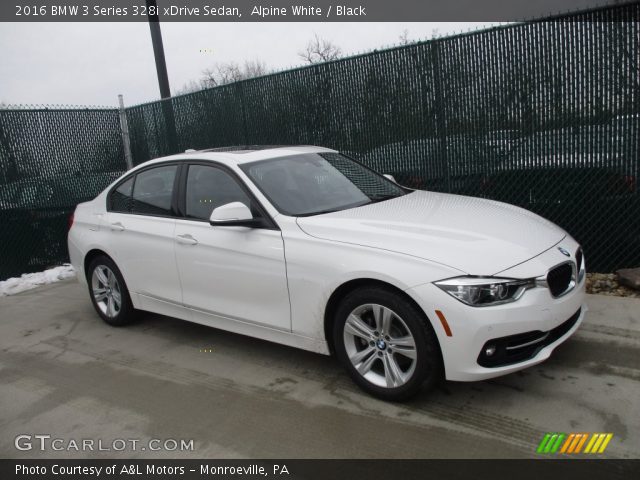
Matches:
[[383, 174, 397, 183], [209, 202, 264, 228]]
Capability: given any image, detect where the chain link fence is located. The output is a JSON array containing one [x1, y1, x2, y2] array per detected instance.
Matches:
[[0, 2, 638, 280], [0, 107, 126, 279]]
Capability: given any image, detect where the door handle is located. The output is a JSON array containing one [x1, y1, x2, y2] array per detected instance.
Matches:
[[176, 234, 198, 245], [110, 222, 125, 232]]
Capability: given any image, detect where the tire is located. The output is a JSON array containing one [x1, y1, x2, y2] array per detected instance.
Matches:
[[333, 286, 443, 401], [86, 255, 136, 327]]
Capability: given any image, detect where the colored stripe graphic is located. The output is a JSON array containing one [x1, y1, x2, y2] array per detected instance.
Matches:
[[537, 433, 552, 453], [568, 434, 583, 453], [584, 434, 598, 453], [537, 433, 565, 454], [585, 433, 614, 454], [550, 433, 565, 453], [598, 434, 614, 453], [538, 433, 613, 454], [574, 434, 589, 453], [536, 433, 551, 453], [544, 434, 558, 453], [560, 434, 575, 453]]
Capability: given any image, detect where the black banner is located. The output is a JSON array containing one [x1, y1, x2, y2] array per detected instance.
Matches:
[[2, 0, 627, 22], [3, 460, 640, 480]]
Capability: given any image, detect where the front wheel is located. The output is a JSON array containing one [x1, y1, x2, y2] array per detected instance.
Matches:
[[87, 255, 136, 326], [333, 287, 443, 401]]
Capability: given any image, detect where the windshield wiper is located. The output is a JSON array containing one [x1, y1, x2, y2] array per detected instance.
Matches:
[[368, 194, 402, 204], [296, 207, 345, 217], [297, 199, 373, 217]]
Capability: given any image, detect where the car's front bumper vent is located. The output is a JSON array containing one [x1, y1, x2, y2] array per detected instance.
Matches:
[[477, 308, 581, 368]]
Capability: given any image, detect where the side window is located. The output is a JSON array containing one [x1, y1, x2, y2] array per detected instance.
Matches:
[[131, 165, 178, 216], [110, 177, 134, 212], [185, 165, 252, 220]]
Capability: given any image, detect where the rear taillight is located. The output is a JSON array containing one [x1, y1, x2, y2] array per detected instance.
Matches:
[[68, 210, 75, 230]]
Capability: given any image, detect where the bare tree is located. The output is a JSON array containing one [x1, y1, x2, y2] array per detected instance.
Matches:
[[243, 59, 269, 79], [399, 29, 412, 45], [201, 59, 268, 88], [298, 34, 342, 64], [175, 80, 204, 95], [176, 59, 269, 95]]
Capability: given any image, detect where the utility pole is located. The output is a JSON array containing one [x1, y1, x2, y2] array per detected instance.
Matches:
[[146, 0, 178, 153], [146, 0, 171, 99]]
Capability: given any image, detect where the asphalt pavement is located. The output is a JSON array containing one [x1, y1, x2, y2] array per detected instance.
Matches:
[[1, 279, 638, 458]]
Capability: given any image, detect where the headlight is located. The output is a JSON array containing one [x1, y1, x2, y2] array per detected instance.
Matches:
[[434, 277, 535, 307]]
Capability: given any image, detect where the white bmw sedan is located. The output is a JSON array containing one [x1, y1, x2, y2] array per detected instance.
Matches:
[[68, 146, 586, 400]]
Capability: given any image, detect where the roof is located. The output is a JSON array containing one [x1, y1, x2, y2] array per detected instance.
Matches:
[[137, 145, 337, 169], [199, 145, 295, 153]]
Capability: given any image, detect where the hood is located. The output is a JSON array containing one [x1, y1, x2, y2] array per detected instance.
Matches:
[[296, 191, 565, 275]]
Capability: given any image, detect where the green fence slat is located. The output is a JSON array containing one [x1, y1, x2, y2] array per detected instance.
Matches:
[[1, 2, 638, 280]]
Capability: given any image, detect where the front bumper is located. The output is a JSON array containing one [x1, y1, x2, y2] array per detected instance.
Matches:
[[405, 241, 586, 382], [476, 306, 582, 368]]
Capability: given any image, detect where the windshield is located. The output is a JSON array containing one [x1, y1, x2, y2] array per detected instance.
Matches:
[[240, 152, 407, 216]]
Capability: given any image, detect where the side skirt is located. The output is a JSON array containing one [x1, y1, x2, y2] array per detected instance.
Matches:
[[135, 293, 330, 355]]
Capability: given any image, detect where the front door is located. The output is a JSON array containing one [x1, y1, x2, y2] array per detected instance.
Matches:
[[174, 163, 290, 331]]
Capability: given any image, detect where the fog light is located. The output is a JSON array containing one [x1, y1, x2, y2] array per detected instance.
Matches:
[[485, 345, 496, 357]]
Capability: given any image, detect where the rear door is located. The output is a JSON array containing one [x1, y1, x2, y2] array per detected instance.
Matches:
[[174, 162, 291, 331], [104, 163, 182, 305]]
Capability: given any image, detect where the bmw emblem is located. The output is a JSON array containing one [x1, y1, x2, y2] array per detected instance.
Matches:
[[376, 339, 387, 350], [558, 247, 571, 257]]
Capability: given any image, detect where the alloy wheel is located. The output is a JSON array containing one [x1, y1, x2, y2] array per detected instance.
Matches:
[[91, 265, 122, 318], [343, 303, 417, 388]]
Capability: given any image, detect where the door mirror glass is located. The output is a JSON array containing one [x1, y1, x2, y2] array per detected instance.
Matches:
[[210, 202, 258, 227]]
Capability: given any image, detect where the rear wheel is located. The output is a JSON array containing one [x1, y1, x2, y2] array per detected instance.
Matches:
[[333, 286, 442, 401], [87, 255, 136, 326]]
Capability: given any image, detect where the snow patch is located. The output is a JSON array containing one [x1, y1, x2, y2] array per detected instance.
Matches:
[[0, 264, 76, 296]]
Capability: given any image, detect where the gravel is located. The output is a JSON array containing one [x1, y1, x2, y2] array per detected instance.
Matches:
[[586, 272, 640, 298]]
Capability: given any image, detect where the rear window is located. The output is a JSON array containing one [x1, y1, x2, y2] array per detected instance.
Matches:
[[131, 165, 177, 216], [110, 177, 133, 212], [109, 165, 178, 216]]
